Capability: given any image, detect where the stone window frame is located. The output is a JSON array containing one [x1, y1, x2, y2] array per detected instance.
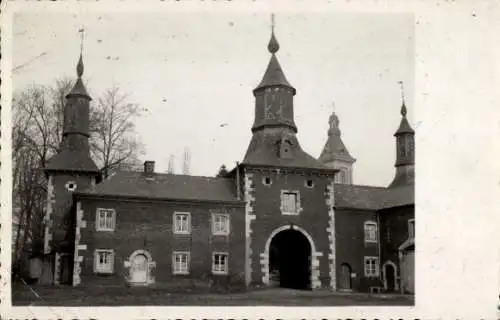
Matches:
[[212, 252, 229, 275], [408, 219, 415, 239], [65, 180, 77, 192], [94, 249, 114, 274], [172, 251, 190, 275], [304, 179, 315, 188], [280, 189, 303, 215], [364, 220, 378, 243], [212, 213, 230, 236], [262, 176, 272, 186], [173, 212, 191, 235], [95, 208, 116, 231], [364, 256, 379, 277]]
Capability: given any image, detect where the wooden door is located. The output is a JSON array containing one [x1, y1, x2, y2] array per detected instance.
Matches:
[[131, 254, 148, 283]]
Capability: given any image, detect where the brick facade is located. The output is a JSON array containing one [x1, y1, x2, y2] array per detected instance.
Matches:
[[74, 196, 245, 290], [244, 167, 334, 289]]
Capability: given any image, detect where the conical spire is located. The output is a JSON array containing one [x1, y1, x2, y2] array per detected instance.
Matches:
[[319, 102, 355, 165], [76, 53, 84, 78], [389, 82, 415, 188], [254, 14, 294, 93], [394, 82, 414, 136]]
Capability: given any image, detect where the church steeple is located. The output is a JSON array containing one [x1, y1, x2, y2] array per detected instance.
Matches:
[[251, 14, 297, 133], [388, 81, 414, 188], [318, 102, 356, 184]]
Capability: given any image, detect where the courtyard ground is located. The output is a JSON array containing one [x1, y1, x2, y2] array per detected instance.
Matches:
[[11, 282, 414, 306]]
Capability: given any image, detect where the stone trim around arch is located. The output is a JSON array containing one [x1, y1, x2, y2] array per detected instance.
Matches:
[[259, 224, 323, 289], [382, 260, 399, 291], [124, 249, 156, 286]]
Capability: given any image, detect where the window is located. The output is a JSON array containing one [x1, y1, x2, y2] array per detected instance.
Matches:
[[65, 181, 77, 192], [262, 176, 272, 186], [408, 219, 415, 239], [212, 252, 229, 275], [336, 169, 346, 184], [96, 208, 116, 231], [173, 212, 191, 234], [405, 135, 414, 157], [364, 256, 379, 277], [305, 179, 314, 188], [281, 191, 299, 214], [212, 214, 230, 236], [172, 252, 190, 275], [399, 136, 406, 157], [94, 249, 114, 274], [364, 221, 378, 243]]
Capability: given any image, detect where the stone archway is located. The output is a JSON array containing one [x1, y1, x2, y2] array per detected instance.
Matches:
[[124, 250, 156, 286], [261, 225, 322, 290], [383, 260, 398, 291]]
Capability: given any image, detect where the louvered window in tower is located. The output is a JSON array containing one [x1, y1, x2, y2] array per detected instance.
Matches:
[[398, 136, 406, 158]]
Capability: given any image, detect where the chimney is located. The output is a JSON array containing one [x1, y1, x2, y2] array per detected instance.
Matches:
[[144, 161, 155, 173]]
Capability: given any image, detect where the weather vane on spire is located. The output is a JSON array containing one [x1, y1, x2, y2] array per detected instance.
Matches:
[[267, 13, 280, 54], [271, 13, 275, 33], [398, 80, 405, 104], [398, 80, 407, 116], [79, 27, 85, 56]]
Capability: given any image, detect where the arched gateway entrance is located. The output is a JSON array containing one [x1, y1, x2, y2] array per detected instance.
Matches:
[[268, 228, 312, 290]]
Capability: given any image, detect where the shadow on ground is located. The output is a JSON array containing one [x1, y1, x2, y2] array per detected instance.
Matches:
[[11, 283, 414, 306]]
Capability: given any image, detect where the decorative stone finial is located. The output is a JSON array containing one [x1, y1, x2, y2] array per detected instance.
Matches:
[[76, 54, 84, 78], [401, 101, 407, 117]]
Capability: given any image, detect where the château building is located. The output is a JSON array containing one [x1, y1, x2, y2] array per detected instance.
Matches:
[[38, 22, 415, 294]]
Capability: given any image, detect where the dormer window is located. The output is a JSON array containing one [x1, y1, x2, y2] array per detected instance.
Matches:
[[278, 137, 293, 158]]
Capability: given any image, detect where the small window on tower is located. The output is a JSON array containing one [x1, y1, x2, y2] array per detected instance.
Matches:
[[65, 181, 77, 192], [262, 176, 272, 186], [305, 179, 314, 188]]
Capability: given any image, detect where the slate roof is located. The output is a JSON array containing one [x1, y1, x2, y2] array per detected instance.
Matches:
[[45, 150, 100, 173], [242, 132, 328, 170], [78, 171, 242, 203], [318, 134, 356, 164], [334, 183, 414, 210], [254, 54, 294, 92]]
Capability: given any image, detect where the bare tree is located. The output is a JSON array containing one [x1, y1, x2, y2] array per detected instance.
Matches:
[[90, 86, 145, 178], [12, 80, 146, 268]]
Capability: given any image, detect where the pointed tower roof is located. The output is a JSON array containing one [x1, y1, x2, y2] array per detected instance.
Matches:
[[67, 54, 90, 98], [254, 16, 295, 94], [318, 105, 356, 164], [394, 102, 414, 135]]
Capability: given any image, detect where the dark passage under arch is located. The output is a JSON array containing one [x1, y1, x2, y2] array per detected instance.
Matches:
[[269, 229, 311, 290]]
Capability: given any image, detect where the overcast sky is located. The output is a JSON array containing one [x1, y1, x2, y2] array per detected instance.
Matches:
[[13, 12, 414, 187]]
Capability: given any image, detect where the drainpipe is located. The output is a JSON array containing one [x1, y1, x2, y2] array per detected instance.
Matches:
[[235, 162, 241, 200], [377, 214, 382, 289]]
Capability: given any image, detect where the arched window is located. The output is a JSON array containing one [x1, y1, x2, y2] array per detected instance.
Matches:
[[364, 221, 378, 243]]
